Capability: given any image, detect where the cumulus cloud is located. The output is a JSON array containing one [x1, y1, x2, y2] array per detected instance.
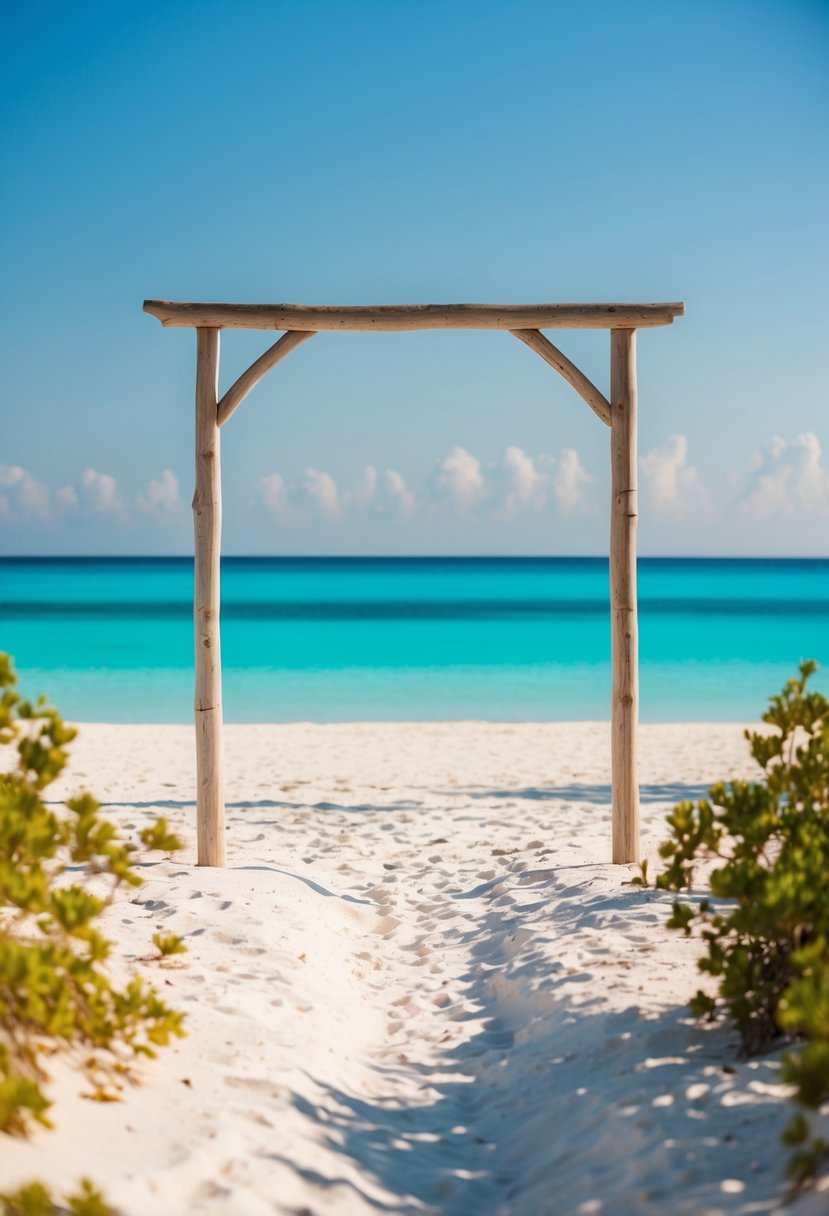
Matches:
[[302, 467, 340, 519], [341, 465, 382, 515], [501, 446, 547, 513], [740, 432, 829, 520], [253, 445, 597, 526], [381, 468, 416, 518], [552, 448, 593, 515], [81, 468, 122, 513], [56, 485, 78, 512], [639, 435, 709, 517], [351, 465, 416, 518], [353, 465, 378, 508], [137, 469, 179, 520], [260, 463, 416, 524], [0, 465, 127, 524], [258, 472, 290, 515], [432, 446, 486, 512], [0, 465, 51, 521], [438, 444, 593, 517]]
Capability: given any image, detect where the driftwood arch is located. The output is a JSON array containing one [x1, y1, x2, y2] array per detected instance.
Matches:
[[144, 300, 684, 867]]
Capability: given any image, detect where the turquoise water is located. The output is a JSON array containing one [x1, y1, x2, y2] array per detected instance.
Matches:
[[0, 557, 826, 722]]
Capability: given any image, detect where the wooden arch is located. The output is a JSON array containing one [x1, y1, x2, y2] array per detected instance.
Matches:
[[144, 299, 685, 867]]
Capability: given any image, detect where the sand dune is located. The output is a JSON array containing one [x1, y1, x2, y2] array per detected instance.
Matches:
[[2, 722, 827, 1215]]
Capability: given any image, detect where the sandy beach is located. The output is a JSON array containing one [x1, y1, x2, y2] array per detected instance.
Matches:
[[2, 721, 827, 1215], [4, 0, 827, 1210]]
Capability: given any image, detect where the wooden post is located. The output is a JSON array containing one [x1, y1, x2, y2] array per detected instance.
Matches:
[[610, 328, 640, 863], [143, 298, 682, 871], [194, 327, 225, 866]]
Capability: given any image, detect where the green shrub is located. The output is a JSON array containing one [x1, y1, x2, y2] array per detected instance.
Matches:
[[1, 1178, 112, 1216], [654, 660, 829, 1183], [0, 653, 186, 1209], [152, 932, 187, 959]]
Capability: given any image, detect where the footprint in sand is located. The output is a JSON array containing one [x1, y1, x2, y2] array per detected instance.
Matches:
[[374, 915, 400, 937], [224, 1076, 289, 1100], [192, 1181, 232, 1202]]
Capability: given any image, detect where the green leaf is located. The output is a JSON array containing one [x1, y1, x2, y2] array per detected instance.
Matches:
[[646, 661, 829, 1181]]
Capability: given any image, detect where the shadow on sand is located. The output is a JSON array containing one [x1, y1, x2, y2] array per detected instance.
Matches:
[[81, 780, 712, 816], [266, 868, 794, 1216]]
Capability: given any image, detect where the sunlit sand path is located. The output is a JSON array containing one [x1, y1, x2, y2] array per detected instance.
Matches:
[[3, 723, 827, 1215]]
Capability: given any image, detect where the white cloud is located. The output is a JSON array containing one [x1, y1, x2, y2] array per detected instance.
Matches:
[[250, 445, 595, 528], [433, 446, 485, 512], [740, 432, 829, 520], [341, 465, 380, 514], [354, 464, 416, 518], [259, 463, 415, 524], [640, 435, 709, 516], [502, 446, 547, 513], [137, 469, 179, 520], [302, 467, 340, 519], [382, 468, 415, 518], [0, 465, 51, 521], [353, 465, 378, 507], [259, 472, 290, 515], [57, 485, 78, 512], [553, 448, 593, 515], [82, 468, 122, 513]]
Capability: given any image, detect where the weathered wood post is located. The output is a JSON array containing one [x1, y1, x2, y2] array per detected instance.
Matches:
[[144, 298, 682, 868], [610, 328, 640, 863], [194, 327, 225, 866]]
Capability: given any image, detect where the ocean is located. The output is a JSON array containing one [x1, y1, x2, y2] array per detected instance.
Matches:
[[0, 557, 826, 723]]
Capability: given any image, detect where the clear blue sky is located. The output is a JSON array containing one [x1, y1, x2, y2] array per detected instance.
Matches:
[[1, 0, 827, 555]]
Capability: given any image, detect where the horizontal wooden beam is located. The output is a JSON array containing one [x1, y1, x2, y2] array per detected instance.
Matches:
[[510, 329, 611, 426], [144, 300, 684, 332], [217, 330, 315, 427]]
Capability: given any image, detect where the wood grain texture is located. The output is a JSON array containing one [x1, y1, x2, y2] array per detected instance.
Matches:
[[609, 328, 640, 864], [510, 329, 611, 425], [217, 330, 316, 427], [144, 300, 684, 331], [193, 328, 225, 867]]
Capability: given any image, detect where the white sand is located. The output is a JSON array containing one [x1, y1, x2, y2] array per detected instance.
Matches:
[[2, 722, 827, 1215]]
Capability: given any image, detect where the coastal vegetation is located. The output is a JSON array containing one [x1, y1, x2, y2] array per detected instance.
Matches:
[[653, 660, 829, 1184], [0, 654, 185, 1214]]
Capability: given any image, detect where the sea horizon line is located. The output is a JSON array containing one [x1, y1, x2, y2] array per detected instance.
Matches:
[[2, 554, 828, 564]]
